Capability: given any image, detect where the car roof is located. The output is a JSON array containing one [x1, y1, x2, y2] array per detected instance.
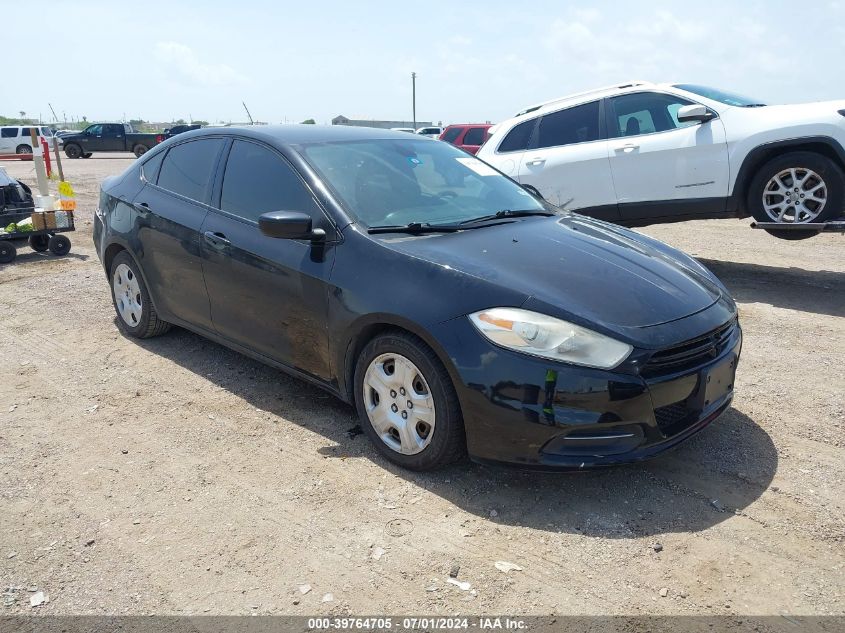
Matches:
[[175, 124, 433, 145]]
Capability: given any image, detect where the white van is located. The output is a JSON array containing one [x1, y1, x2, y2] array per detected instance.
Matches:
[[0, 125, 61, 155]]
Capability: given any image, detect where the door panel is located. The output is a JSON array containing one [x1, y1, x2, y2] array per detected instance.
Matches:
[[606, 92, 729, 220], [514, 100, 617, 217], [100, 124, 126, 151], [133, 186, 213, 329], [200, 213, 335, 379], [200, 138, 335, 379]]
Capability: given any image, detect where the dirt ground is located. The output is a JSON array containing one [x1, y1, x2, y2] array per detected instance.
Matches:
[[0, 156, 842, 617]]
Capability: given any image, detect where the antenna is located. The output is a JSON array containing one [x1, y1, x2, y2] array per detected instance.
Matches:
[[242, 101, 254, 125], [48, 103, 59, 123]]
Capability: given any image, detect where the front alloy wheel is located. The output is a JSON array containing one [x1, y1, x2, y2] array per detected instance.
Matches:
[[762, 168, 827, 223], [363, 353, 436, 455]]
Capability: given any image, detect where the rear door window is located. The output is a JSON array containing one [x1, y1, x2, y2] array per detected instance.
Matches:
[[0, 128, 17, 138], [497, 119, 536, 153], [535, 101, 602, 149], [441, 127, 462, 143], [462, 127, 486, 146], [141, 150, 166, 183], [156, 138, 225, 203], [220, 140, 320, 223]]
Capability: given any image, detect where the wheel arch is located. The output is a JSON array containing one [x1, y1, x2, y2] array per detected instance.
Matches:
[[731, 136, 845, 215], [338, 314, 463, 409]]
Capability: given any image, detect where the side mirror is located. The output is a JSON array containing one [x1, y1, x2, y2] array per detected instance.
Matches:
[[677, 104, 714, 123], [259, 211, 326, 241]]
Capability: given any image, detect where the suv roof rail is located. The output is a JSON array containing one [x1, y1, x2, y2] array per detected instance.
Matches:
[[514, 81, 653, 117]]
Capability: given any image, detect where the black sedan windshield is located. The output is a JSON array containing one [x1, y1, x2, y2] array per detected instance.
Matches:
[[299, 138, 550, 228]]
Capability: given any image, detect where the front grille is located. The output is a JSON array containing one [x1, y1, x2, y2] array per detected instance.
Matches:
[[643, 318, 737, 377], [654, 402, 694, 436]]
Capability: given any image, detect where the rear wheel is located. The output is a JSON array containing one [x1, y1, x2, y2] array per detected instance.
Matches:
[[354, 331, 465, 470], [65, 144, 82, 159], [109, 251, 171, 338], [0, 242, 16, 264], [28, 235, 49, 252], [133, 144, 148, 158], [748, 152, 844, 224], [15, 144, 32, 155], [48, 234, 71, 256]]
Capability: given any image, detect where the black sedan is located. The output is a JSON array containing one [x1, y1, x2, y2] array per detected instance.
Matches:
[[94, 126, 741, 471]]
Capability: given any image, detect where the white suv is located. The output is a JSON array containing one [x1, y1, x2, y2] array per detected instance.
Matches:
[[0, 125, 61, 155], [478, 82, 845, 231]]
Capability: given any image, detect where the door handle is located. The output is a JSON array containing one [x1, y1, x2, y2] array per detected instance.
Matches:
[[524, 156, 546, 166], [133, 202, 150, 211], [203, 231, 231, 248], [615, 144, 639, 153]]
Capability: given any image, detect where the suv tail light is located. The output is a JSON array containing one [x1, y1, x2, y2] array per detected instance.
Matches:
[[156, 134, 163, 143]]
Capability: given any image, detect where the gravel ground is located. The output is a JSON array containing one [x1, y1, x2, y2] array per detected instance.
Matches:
[[0, 156, 842, 616]]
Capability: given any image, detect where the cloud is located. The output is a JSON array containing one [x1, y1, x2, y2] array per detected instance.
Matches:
[[154, 41, 246, 86]]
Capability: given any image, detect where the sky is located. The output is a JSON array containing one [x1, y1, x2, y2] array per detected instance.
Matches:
[[5, 0, 845, 126]]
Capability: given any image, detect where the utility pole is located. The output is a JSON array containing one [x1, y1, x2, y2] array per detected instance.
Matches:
[[411, 72, 417, 131]]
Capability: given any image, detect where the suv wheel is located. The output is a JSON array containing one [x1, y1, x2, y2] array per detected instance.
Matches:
[[748, 151, 844, 224], [65, 144, 82, 159], [109, 251, 171, 338], [15, 144, 31, 154], [133, 145, 148, 158], [354, 331, 465, 471]]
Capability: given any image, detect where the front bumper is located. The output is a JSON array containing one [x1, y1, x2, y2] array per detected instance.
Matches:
[[435, 314, 741, 470]]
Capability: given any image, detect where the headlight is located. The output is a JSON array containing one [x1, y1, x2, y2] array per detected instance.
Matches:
[[468, 308, 632, 369]]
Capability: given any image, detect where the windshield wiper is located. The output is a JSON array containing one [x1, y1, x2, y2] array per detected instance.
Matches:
[[458, 209, 555, 225], [367, 222, 461, 235], [742, 103, 767, 108]]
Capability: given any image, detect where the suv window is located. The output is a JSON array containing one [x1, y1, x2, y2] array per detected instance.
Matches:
[[462, 127, 486, 146], [103, 124, 122, 136], [609, 92, 696, 137], [498, 119, 536, 153], [157, 138, 225, 203], [220, 140, 319, 223], [1, 128, 17, 138], [20, 128, 31, 138], [536, 101, 601, 149], [441, 127, 462, 143]]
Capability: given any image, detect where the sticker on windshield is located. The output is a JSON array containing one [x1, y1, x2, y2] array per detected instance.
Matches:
[[456, 157, 497, 176], [407, 156, 423, 167]]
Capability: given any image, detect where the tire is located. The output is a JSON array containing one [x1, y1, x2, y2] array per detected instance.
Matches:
[[747, 151, 844, 224], [65, 144, 82, 159], [82, 152, 92, 158], [48, 234, 71, 256], [353, 331, 465, 470], [15, 144, 32, 155], [763, 228, 821, 241], [29, 234, 49, 252], [109, 251, 171, 338], [0, 242, 16, 264], [133, 144, 149, 158]]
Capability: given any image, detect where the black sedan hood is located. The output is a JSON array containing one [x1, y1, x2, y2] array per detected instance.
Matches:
[[379, 214, 723, 333]]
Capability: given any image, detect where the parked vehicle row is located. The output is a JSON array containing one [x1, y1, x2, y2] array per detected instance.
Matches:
[[95, 126, 740, 472], [477, 81, 845, 235]]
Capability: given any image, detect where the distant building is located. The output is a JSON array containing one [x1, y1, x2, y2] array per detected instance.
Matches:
[[332, 115, 433, 129]]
